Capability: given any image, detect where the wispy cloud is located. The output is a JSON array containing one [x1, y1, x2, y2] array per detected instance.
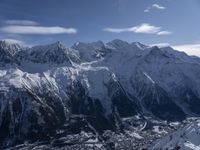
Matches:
[[151, 43, 170, 47], [150, 43, 200, 57], [0, 25, 77, 34], [1, 38, 25, 45], [172, 44, 200, 56], [5, 20, 39, 26], [103, 23, 172, 35], [133, 23, 161, 34], [144, 4, 166, 13], [0, 19, 77, 35], [157, 31, 172, 35], [152, 4, 166, 10]]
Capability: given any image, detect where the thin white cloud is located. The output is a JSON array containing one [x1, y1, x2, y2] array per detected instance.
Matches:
[[5, 20, 39, 26], [0, 25, 77, 34], [103, 23, 172, 35], [157, 31, 172, 35], [144, 8, 151, 13], [144, 3, 166, 13], [103, 28, 128, 33], [172, 44, 200, 56], [150, 43, 200, 57], [151, 43, 170, 47], [1, 38, 25, 45], [152, 4, 166, 10], [133, 23, 161, 34]]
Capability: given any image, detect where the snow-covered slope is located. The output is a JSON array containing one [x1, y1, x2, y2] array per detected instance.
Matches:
[[1, 39, 200, 149], [17, 41, 80, 64], [0, 40, 24, 56], [0, 41, 25, 66], [152, 119, 200, 150], [71, 40, 110, 61]]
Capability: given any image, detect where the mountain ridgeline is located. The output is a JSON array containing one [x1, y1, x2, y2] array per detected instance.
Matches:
[[1, 39, 200, 148]]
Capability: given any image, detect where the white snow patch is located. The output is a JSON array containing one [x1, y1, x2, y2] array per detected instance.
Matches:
[[153, 126, 167, 134], [86, 138, 103, 148], [143, 72, 155, 84], [126, 131, 143, 139], [184, 141, 200, 150]]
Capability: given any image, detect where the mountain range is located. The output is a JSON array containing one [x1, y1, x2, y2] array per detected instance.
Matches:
[[1, 39, 200, 149]]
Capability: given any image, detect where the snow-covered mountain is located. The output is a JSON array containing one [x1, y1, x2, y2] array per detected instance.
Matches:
[[1, 39, 200, 149], [17, 41, 80, 64], [0, 40, 25, 66]]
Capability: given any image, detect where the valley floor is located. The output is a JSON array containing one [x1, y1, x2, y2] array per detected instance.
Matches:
[[5, 117, 200, 150]]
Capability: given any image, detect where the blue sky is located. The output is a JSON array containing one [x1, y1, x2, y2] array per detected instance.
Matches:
[[0, 0, 200, 55]]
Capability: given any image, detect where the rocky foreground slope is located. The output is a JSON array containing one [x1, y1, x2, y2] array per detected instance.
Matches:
[[1, 40, 200, 149], [152, 118, 200, 150]]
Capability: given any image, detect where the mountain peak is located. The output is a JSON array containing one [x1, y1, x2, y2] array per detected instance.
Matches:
[[131, 42, 148, 50], [91, 40, 105, 48], [143, 46, 172, 62], [148, 46, 166, 56], [72, 40, 105, 50], [107, 39, 130, 48], [49, 41, 66, 49], [109, 39, 127, 43], [17, 41, 80, 64], [0, 40, 23, 56], [71, 41, 107, 61]]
